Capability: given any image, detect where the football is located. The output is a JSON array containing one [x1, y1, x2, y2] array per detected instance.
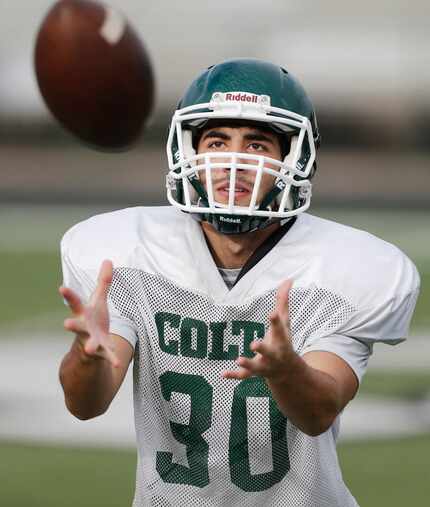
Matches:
[[34, 0, 155, 150]]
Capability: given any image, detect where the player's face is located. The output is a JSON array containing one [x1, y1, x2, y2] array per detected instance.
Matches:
[[197, 126, 283, 207]]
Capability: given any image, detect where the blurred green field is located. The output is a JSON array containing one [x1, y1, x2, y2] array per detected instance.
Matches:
[[0, 250, 63, 326], [0, 441, 135, 507], [360, 370, 430, 400], [338, 434, 430, 506], [1, 436, 429, 507]]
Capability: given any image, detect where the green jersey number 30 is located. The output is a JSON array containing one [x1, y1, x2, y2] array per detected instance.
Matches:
[[156, 371, 290, 492]]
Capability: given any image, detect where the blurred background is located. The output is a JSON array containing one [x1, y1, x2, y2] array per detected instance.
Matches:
[[0, 1, 429, 506]]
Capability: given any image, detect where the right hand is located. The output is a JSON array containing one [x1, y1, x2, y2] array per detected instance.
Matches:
[[59, 259, 120, 367]]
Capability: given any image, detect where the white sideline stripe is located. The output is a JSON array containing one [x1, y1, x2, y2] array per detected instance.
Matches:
[[0, 335, 136, 448], [0, 334, 429, 447]]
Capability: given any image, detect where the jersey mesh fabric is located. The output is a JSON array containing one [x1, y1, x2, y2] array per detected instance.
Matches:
[[109, 268, 359, 507]]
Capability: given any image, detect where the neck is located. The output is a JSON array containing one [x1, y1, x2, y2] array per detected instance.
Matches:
[[201, 221, 280, 269]]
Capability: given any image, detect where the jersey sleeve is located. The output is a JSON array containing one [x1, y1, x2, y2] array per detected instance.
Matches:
[[108, 270, 140, 348], [61, 232, 97, 304], [301, 334, 372, 383], [299, 248, 420, 383], [108, 301, 138, 348], [61, 225, 139, 349], [339, 253, 420, 346]]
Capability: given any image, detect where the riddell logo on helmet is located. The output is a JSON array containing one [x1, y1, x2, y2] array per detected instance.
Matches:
[[225, 92, 258, 103]]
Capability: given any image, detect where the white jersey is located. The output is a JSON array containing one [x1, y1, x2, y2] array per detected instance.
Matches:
[[61, 206, 420, 507]]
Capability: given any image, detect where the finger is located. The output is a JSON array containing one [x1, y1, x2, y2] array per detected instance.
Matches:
[[251, 340, 275, 360], [236, 355, 269, 377], [275, 279, 293, 321], [92, 259, 113, 303], [269, 311, 291, 345], [60, 286, 84, 315], [222, 367, 253, 380], [64, 317, 88, 335]]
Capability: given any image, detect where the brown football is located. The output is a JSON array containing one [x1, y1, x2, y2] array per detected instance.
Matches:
[[34, 0, 155, 150]]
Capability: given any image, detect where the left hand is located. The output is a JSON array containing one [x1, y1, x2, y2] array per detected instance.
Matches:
[[223, 279, 296, 382], [60, 259, 120, 368]]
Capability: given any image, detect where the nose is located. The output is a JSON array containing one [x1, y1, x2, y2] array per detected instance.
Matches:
[[236, 152, 253, 172], [223, 140, 251, 170], [220, 155, 248, 174]]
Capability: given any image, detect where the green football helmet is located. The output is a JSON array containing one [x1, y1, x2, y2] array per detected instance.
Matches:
[[166, 58, 321, 234]]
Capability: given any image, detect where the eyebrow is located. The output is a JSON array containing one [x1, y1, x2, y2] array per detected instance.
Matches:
[[201, 130, 230, 141], [243, 133, 275, 144], [201, 130, 275, 144]]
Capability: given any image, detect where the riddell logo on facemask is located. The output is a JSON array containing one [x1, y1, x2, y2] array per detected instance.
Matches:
[[219, 216, 241, 223], [225, 92, 258, 103]]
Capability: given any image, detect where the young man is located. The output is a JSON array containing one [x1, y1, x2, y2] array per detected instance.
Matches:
[[59, 59, 420, 506]]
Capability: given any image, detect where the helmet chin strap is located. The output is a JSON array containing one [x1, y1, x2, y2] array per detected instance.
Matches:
[[188, 173, 288, 235]]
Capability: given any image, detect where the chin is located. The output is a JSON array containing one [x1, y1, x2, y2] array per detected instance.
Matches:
[[214, 193, 253, 208]]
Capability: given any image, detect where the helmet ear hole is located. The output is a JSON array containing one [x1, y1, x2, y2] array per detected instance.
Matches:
[[191, 126, 204, 152], [281, 136, 291, 159]]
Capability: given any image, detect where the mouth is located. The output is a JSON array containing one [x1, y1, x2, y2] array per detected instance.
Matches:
[[215, 181, 251, 197]]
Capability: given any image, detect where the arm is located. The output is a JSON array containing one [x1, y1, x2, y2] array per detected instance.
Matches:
[[223, 280, 358, 437], [265, 350, 357, 436], [59, 260, 134, 420], [59, 333, 133, 420]]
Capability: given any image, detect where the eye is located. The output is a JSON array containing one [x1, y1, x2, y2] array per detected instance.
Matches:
[[248, 142, 266, 152], [207, 140, 225, 149]]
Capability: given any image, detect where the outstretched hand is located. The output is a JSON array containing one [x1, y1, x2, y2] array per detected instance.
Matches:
[[223, 279, 295, 382], [59, 260, 120, 368]]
